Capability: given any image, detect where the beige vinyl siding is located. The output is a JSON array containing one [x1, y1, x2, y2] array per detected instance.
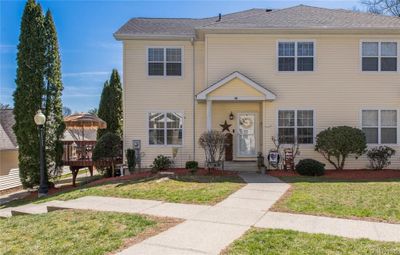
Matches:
[[0, 150, 18, 176], [205, 34, 400, 169], [123, 40, 195, 167], [123, 33, 400, 169]]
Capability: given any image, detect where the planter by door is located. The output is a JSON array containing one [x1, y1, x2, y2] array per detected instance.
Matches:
[[225, 133, 233, 161]]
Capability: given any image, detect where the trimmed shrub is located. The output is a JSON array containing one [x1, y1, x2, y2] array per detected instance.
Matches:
[[126, 149, 136, 173], [151, 155, 171, 172], [315, 126, 366, 170], [296, 159, 325, 176], [185, 161, 198, 170], [185, 161, 199, 174], [367, 146, 396, 170]]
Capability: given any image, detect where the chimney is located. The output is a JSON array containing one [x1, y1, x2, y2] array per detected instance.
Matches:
[[217, 13, 221, 22]]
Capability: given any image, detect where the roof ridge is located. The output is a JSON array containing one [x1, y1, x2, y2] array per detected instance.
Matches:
[[298, 4, 400, 20], [198, 8, 272, 28]]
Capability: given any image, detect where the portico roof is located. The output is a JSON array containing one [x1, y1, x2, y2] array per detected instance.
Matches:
[[196, 71, 276, 101]]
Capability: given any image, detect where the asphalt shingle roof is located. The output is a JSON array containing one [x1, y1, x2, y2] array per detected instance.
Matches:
[[114, 5, 400, 38], [0, 109, 17, 150]]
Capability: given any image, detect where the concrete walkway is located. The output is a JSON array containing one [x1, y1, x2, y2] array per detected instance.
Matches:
[[117, 173, 290, 255], [256, 211, 400, 243], [2, 172, 400, 254]]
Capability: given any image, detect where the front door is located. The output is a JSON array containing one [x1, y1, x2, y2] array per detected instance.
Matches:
[[237, 113, 256, 157]]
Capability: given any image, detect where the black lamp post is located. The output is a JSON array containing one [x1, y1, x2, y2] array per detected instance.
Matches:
[[34, 109, 48, 197]]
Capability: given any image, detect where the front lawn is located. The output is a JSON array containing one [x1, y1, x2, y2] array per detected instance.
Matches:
[[272, 177, 400, 223], [40, 175, 244, 205], [224, 228, 400, 255], [0, 210, 168, 255]]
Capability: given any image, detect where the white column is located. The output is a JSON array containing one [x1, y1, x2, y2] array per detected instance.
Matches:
[[206, 99, 212, 131]]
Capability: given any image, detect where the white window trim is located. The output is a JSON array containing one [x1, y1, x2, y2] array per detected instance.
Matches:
[[276, 40, 316, 73], [276, 109, 316, 145], [147, 111, 184, 147], [360, 109, 399, 145], [360, 40, 399, 72], [146, 46, 184, 78]]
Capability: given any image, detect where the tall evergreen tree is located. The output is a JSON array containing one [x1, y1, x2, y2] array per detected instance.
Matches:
[[13, 0, 47, 188], [97, 69, 123, 139], [44, 10, 65, 179]]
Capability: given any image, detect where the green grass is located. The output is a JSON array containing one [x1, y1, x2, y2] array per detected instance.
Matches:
[[40, 175, 244, 205], [0, 210, 157, 255], [1, 175, 244, 208], [224, 228, 400, 255], [273, 177, 400, 223]]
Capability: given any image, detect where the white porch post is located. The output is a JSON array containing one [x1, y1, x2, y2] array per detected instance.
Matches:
[[206, 99, 212, 131]]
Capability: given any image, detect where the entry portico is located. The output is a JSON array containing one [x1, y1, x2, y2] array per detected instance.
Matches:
[[197, 72, 276, 159]]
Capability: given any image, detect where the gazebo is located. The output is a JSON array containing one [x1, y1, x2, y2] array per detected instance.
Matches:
[[62, 113, 106, 186]]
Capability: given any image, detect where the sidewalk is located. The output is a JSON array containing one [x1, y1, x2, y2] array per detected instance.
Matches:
[[117, 173, 289, 254], [1, 172, 399, 254]]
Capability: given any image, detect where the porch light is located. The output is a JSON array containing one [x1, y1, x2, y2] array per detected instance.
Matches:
[[229, 112, 234, 120]]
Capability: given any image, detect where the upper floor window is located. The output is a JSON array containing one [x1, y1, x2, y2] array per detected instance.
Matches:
[[362, 110, 397, 144], [278, 110, 314, 144], [362, 42, 398, 72], [148, 47, 182, 76], [278, 41, 314, 72]]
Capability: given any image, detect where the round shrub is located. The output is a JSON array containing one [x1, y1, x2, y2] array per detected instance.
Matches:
[[185, 161, 199, 170], [296, 159, 325, 176], [315, 126, 366, 170], [151, 155, 171, 172]]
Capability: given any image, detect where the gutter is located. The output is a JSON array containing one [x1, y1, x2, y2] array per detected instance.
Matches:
[[191, 37, 196, 160]]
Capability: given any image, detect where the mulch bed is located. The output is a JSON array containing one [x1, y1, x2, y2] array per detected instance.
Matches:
[[268, 169, 400, 180]]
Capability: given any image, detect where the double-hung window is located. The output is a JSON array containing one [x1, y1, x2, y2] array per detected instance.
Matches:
[[362, 42, 398, 71], [362, 110, 397, 144], [278, 110, 314, 144], [278, 41, 314, 71], [148, 112, 183, 146], [148, 47, 182, 76]]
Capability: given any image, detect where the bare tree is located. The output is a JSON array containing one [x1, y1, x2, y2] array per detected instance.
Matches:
[[198, 130, 226, 167], [63, 106, 71, 116], [0, 103, 12, 109], [361, 0, 400, 16]]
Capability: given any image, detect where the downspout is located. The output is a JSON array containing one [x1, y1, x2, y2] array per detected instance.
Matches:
[[191, 37, 196, 160]]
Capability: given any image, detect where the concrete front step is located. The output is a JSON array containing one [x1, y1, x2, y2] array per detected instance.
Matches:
[[224, 161, 259, 171], [10, 201, 64, 216]]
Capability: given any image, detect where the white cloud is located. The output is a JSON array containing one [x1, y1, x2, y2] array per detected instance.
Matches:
[[63, 71, 110, 77], [0, 44, 16, 54]]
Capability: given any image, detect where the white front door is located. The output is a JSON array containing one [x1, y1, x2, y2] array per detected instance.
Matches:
[[237, 113, 257, 157]]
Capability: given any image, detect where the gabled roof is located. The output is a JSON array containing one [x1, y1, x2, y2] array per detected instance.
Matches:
[[196, 72, 276, 101], [0, 109, 17, 150], [114, 5, 400, 40]]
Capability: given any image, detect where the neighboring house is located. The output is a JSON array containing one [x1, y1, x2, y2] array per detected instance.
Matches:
[[0, 109, 21, 190], [114, 5, 400, 169]]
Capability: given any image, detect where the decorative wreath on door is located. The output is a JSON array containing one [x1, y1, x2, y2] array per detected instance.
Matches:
[[240, 116, 253, 129]]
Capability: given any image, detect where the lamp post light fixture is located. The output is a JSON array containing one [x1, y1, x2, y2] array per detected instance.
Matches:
[[34, 109, 48, 197]]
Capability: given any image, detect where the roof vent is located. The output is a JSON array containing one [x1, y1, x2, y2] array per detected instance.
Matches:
[[217, 13, 221, 22], [266, 9, 273, 12]]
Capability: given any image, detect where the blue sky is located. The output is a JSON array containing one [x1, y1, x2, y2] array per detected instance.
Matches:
[[1, 0, 363, 112]]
